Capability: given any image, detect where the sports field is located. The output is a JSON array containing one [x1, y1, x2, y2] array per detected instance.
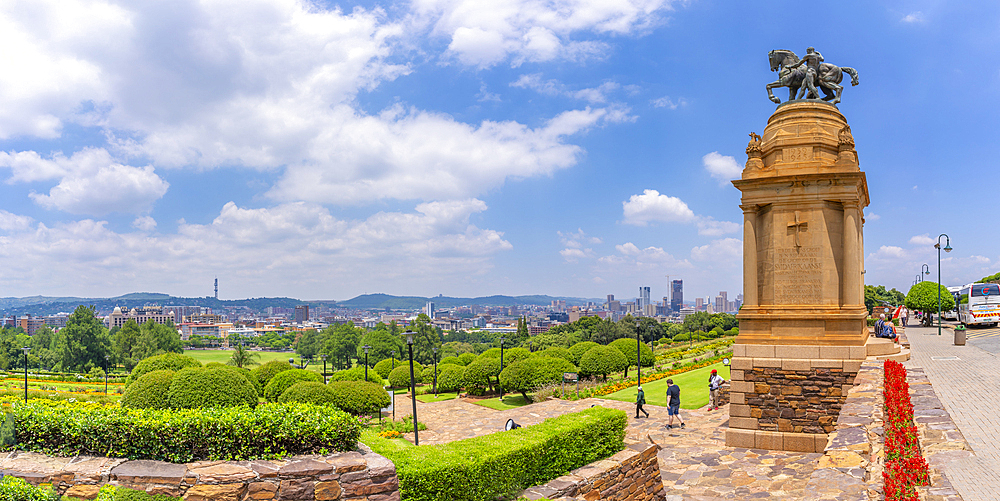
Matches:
[[603, 362, 731, 410]]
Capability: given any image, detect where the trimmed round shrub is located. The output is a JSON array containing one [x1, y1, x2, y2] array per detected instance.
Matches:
[[263, 369, 322, 402], [328, 366, 384, 385], [421, 365, 441, 382], [278, 381, 337, 406], [609, 338, 655, 368], [498, 357, 577, 401], [502, 347, 532, 366], [530, 357, 578, 385], [205, 362, 226, 368], [726, 327, 739, 337], [251, 361, 294, 395], [568, 341, 599, 364], [327, 380, 392, 415], [578, 345, 628, 379], [121, 370, 175, 409], [462, 357, 500, 390], [534, 347, 572, 362], [126, 353, 201, 388], [478, 348, 500, 359], [167, 366, 258, 408], [373, 358, 397, 379], [388, 365, 422, 388], [437, 364, 465, 392], [458, 353, 476, 365], [438, 356, 464, 366]]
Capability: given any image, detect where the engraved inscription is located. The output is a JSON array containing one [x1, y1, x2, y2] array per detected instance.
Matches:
[[784, 146, 811, 162], [774, 246, 822, 304]]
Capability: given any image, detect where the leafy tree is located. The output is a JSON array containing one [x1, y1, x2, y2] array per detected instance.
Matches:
[[638, 317, 664, 342], [228, 342, 260, 368], [357, 327, 404, 366], [682, 312, 713, 334], [113, 319, 141, 370], [980, 271, 1000, 283], [29, 326, 59, 370], [406, 314, 441, 365], [865, 285, 907, 313], [56, 305, 111, 372], [462, 357, 500, 393], [321, 323, 360, 369], [609, 338, 655, 376], [294, 329, 321, 360], [578, 345, 628, 381], [568, 341, 599, 364], [514, 317, 529, 346], [905, 282, 955, 326]]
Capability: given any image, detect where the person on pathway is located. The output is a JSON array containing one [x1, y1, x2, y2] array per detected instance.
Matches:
[[635, 385, 649, 418], [901, 307, 908, 327], [665, 379, 684, 429], [709, 369, 726, 410], [875, 314, 887, 338]]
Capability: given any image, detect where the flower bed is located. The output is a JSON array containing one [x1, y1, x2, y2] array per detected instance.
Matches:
[[882, 360, 930, 500], [656, 339, 734, 362], [590, 354, 727, 397]]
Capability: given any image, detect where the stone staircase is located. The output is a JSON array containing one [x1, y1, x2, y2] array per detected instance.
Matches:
[[866, 336, 909, 362]]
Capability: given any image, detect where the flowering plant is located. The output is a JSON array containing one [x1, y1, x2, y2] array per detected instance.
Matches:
[[882, 360, 930, 500]]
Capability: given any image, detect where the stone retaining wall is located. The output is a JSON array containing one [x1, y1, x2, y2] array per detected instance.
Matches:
[[0, 444, 399, 501], [520, 441, 665, 501]]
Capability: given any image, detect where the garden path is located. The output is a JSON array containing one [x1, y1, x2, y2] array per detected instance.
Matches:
[[392, 396, 860, 499]]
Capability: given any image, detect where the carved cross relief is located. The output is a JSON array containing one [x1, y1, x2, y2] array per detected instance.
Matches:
[[787, 211, 808, 248]]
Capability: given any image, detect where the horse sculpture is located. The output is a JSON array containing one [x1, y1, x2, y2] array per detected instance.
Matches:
[[765, 49, 859, 105]]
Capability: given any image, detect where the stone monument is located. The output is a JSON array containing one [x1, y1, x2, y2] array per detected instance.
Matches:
[[726, 53, 869, 452]]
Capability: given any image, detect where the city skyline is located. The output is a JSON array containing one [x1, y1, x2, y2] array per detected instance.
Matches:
[[1, 2, 999, 300]]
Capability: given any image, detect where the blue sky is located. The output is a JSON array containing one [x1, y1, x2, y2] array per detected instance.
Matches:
[[1, 0, 998, 302]]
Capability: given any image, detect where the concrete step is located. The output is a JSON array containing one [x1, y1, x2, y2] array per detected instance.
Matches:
[[875, 348, 910, 363], [866, 337, 900, 356]]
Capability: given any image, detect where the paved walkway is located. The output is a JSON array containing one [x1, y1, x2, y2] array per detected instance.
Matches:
[[388, 395, 853, 499], [905, 325, 1000, 501]]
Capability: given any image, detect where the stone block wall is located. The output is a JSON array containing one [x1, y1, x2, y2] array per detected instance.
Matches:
[[725, 344, 864, 452], [0, 444, 399, 501], [520, 441, 665, 501]]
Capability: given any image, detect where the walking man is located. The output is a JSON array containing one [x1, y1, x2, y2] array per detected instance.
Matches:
[[665, 379, 684, 429], [709, 369, 726, 411], [635, 385, 649, 418]]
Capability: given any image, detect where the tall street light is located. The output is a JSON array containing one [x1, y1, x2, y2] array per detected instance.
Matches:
[[321, 354, 328, 384], [404, 331, 419, 445], [921, 264, 930, 280], [432, 347, 438, 397], [499, 337, 505, 400], [390, 350, 395, 370], [935, 234, 953, 336], [635, 319, 642, 383], [21, 347, 30, 403], [363, 345, 371, 382]]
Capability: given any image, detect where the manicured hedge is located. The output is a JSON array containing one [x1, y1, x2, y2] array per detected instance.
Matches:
[[7, 398, 361, 463], [365, 406, 626, 501], [167, 367, 258, 409], [250, 361, 294, 395], [462, 358, 500, 391], [578, 345, 628, 379], [328, 366, 385, 386], [458, 353, 476, 365], [327, 381, 391, 416], [389, 365, 422, 388], [438, 356, 464, 366], [126, 353, 201, 388], [69, 484, 181, 501], [278, 382, 336, 407], [499, 357, 577, 400], [0, 475, 58, 501], [121, 370, 175, 410], [609, 338, 655, 367], [263, 369, 322, 402], [373, 358, 397, 379], [534, 347, 572, 362], [568, 341, 599, 364]]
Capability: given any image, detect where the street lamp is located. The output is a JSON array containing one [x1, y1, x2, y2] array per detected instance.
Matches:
[[935, 234, 952, 336], [104, 354, 109, 394], [403, 331, 419, 445], [921, 264, 930, 281], [499, 337, 505, 400], [21, 347, 29, 403], [321, 354, 328, 384], [635, 319, 642, 384], [363, 345, 371, 381], [390, 350, 395, 370], [432, 347, 438, 397]]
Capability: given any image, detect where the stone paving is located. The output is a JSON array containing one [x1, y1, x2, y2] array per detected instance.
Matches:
[[905, 325, 999, 501], [392, 394, 854, 499]]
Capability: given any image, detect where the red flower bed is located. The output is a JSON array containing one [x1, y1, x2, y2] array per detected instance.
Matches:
[[882, 360, 930, 500]]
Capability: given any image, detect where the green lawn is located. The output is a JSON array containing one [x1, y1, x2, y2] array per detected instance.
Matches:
[[415, 392, 459, 403], [603, 362, 730, 410], [469, 394, 531, 410], [182, 349, 327, 372]]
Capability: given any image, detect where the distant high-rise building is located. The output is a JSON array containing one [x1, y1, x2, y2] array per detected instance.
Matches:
[[695, 297, 704, 311], [294, 305, 309, 323], [214, 277, 218, 300], [714, 295, 724, 314], [425, 301, 436, 319], [671, 280, 683, 313], [638, 286, 651, 311], [606, 294, 615, 308]]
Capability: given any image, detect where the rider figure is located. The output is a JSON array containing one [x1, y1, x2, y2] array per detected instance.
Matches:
[[788, 47, 824, 99]]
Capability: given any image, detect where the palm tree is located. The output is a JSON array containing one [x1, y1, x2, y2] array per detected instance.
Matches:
[[227, 342, 260, 368]]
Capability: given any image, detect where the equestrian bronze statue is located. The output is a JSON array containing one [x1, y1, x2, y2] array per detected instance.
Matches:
[[765, 48, 859, 105]]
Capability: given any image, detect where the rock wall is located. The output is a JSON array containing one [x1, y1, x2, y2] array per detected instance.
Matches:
[[520, 441, 665, 501], [0, 444, 399, 501]]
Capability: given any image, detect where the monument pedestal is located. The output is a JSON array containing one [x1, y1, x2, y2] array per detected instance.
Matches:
[[727, 101, 869, 453]]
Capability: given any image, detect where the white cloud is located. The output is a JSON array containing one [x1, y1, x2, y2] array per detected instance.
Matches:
[[695, 218, 740, 237], [0, 210, 33, 232], [901, 11, 924, 23], [512, 74, 621, 104], [870, 245, 908, 260], [477, 83, 501, 102], [702, 151, 741, 184], [867, 212, 881, 221], [650, 96, 687, 109], [558, 228, 600, 262], [909, 234, 935, 246], [622, 189, 695, 226], [132, 216, 157, 232], [691, 238, 742, 262], [0, 200, 512, 297], [413, 0, 678, 67], [595, 242, 691, 273]]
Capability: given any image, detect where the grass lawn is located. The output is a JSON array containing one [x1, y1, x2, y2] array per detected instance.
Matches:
[[603, 362, 731, 410], [360, 429, 414, 450], [182, 349, 328, 372], [469, 394, 531, 411], [415, 392, 459, 403]]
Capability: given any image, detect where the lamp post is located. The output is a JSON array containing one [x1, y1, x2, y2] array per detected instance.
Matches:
[[363, 345, 371, 381], [321, 354, 328, 384], [432, 347, 438, 397], [635, 319, 642, 383], [404, 331, 419, 445], [921, 264, 930, 281], [390, 350, 395, 370], [21, 347, 30, 403], [104, 354, 109, 394], [499, 336, 505, 400], [935, 234, 952, 335]]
